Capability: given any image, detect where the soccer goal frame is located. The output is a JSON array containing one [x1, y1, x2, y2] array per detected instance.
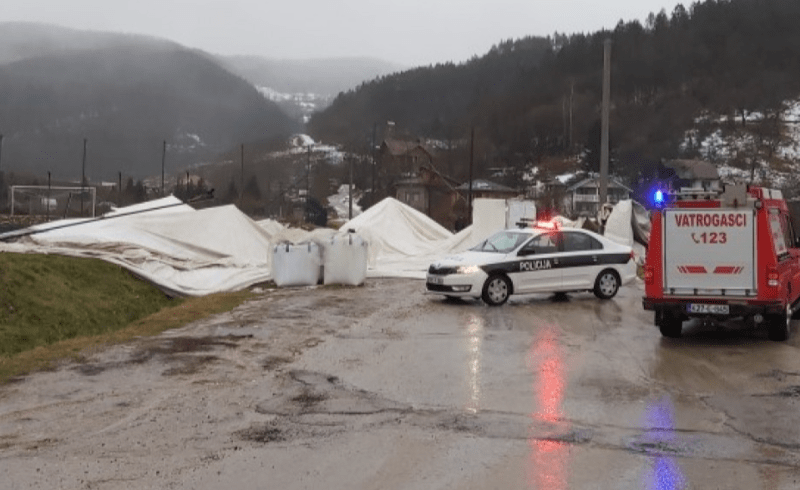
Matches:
[[10, 185, 97, 218]]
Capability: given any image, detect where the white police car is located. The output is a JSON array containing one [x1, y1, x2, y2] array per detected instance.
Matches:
[[426, 222, 637, 306]]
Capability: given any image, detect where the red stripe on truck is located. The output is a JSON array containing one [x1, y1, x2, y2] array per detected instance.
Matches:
[[678, 265, 707, 274]]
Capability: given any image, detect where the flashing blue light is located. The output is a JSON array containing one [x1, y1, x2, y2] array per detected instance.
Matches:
[[654, 189, 665, 205]]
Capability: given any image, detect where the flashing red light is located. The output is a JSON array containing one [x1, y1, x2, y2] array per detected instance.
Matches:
[[535, 220, 560, 231]]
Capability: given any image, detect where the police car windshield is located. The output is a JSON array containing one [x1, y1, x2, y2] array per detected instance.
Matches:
[[471, 231, 530, 253]]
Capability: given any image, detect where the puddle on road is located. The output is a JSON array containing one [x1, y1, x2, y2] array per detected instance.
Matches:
[[68, 335, 251, 378]]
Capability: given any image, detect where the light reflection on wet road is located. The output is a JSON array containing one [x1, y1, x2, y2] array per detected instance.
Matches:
[[643, 397, 686, 490], [527, 323, 568, 490], [465, 313, 484, 414]]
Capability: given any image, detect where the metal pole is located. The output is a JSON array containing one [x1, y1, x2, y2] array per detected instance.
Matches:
[[371, 123, 376, 205], [599, 39, 612, 211], [569, 80, 574, 149], [81, 138, 87, 216], [306, 144, 311, 205], [118, 171, 122, 206], [348, 156, 353, 220], [468, 127, 474, 224], [47, 171, 51, 221], [161, 140, 166, 197], [240, 144, 244, 202]]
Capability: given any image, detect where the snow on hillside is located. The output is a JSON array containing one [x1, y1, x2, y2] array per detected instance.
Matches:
[[256, 86, 333, 124], [327, 184, 362, 221], [681, 98, 800, 190], [281, 134, 345, 164]]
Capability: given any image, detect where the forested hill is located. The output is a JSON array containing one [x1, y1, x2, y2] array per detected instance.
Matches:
[[0, 23, 300, 181], [308, 0, 800, 184]]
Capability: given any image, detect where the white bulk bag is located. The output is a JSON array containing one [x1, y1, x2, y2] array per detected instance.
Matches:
[[272, 241, 322, 287], [323, 233, 369, 286]]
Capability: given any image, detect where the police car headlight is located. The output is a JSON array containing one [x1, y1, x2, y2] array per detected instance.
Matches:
[[456, 265, 481, 274]]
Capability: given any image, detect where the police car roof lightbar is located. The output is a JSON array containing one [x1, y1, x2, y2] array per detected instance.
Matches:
[[534, 220, 560, 231]]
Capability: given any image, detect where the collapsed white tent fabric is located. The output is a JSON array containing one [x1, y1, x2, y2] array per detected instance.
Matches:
[[603, 199, 647, 264], [0, 195, 646, 294], [0, 197, 273, 296], [339, 198, 453, 278]]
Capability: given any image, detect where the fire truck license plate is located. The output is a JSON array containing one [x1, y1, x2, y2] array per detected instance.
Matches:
[[687, 303, 730, 315]]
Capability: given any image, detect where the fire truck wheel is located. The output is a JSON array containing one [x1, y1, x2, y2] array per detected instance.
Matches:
[[482, 274, 511, 306], [767, 304, 791, 342], [593, 270, 620, 300], [658, 312, 683, 338]]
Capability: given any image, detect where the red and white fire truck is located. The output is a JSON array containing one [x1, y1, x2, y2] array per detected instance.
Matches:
[[643, 178, 800, 341]]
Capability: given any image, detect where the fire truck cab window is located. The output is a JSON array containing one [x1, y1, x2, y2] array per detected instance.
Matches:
[[768, 209, 792, 259]]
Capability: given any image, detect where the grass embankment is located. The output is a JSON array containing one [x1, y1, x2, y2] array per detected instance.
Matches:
[[0, 252, 253, 383]]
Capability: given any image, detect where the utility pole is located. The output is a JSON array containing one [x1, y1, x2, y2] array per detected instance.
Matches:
[[306, 145, 311, 221], [468, 127, 475, 224], [348, 156, 353, 220], [161, 140, 166, 197], [371, 123, 377, 206], [118, 171, 122, 206], [81, 138, 87, 216], [240, 144, 244, 202], [599, 38, 612, 213], [47, 171, 51, 222], [569, 80, 575, 149]]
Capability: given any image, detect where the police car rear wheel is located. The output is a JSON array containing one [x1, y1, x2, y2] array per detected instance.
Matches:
[[482, 275, 511, 306], [593, 270, 620, 300]]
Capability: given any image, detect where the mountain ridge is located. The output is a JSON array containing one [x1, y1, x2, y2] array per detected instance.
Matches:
[[0, 23, 299, 182]]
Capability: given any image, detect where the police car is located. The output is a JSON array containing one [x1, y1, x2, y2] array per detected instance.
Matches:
[[426, 222, 637, 306]]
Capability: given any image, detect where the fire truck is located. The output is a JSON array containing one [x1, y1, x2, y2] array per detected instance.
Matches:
[[642, 161, 800, 341]]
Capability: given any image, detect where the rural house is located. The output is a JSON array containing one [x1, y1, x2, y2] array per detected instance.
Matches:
[[565, 175, 632, 217]]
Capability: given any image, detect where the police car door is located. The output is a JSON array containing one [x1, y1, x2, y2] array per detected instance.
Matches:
[[514, 231, 562, 293], [560, 230, 604, 289]]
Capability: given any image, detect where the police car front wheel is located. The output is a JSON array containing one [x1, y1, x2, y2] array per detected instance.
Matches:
[[593, 270, 620, 300], [482, 275, 511, 306]]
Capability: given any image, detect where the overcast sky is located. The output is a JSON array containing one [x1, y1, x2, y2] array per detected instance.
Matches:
[[5, 0, 685, 66]]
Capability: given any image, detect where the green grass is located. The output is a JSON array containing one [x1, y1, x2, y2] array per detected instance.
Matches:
[[0, 252, 256, 383]]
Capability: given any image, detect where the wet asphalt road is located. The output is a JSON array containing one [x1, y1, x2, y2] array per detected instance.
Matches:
[[2, 279, 800, 489]]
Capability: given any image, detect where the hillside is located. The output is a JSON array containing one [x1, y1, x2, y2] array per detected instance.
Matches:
[[0, 23, 300, 182], [308, 0, 800, 195]]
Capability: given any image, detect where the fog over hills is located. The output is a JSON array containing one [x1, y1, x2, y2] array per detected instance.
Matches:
[[219, 56, 404, 95], [0, 23, 300, 182], [0, 22, 180, 64], [219, 55, 405, 123]]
